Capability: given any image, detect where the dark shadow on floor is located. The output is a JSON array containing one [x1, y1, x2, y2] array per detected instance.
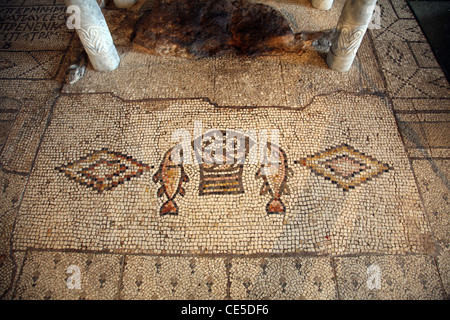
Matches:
[[408, 0, 450, 81]]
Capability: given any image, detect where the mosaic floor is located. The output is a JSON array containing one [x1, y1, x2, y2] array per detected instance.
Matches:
[[0, 0, 449, 300]]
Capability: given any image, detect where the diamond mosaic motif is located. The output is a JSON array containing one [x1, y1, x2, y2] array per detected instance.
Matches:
[[55, 148, 150, 193], [300, 144, 391, 191]]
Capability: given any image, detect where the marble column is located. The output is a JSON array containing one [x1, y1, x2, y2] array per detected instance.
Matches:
[[65, 0, 120, 72], [311, 0, 334, 11], [327, 0, 377, 72], [113, 0, 138, 9]]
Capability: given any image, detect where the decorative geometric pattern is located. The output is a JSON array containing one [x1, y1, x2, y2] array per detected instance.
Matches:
[[370, 1, 449, 99], [55, 148, 150, 193], [300, 144, 391, 191], [409, 42, 440, 68], [0, 57, 16, 72], [387, 42, 404, 67], [372, 19, 425, 42], [120, 256, 228, 300], [0, 51, 65, 79], [12, 251, 122, 300]]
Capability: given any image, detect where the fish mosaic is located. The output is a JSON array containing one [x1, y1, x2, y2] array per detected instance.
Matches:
[[55, 149, 150, 193], [153, 149, 190, 216], [154, 133, 292, 215], [256, 144, 293, 214]]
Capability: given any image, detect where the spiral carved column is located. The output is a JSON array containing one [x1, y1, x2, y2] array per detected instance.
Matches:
[[65, 0, 120, 72], [327, 0, 377, 72]]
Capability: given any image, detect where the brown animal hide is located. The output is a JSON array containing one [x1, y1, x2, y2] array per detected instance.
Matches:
[[132, 0, 332, 58]]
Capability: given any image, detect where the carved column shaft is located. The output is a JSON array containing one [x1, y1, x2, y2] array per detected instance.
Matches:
[[327, 0, 377, 72], [311, 0, 335, 11], [65, 0, 120, 72]]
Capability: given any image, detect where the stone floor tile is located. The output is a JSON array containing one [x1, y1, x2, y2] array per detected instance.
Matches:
[[395, 115, 432, 157], [429, 149, 450, 159], [12, 251, 123, 300], [414, 99, 450, 113], [391, 99, 416, 112], [281, 51, 361, 108], [409, 42, 441, 69], [0, 207, 18, 253], [0, 81, 60, 173], [391, 98, 450, 112], [420, 122, 450, 149], [374, 41, 450, 98], [64, 48, 215, 101], [435, 244, 450, 298], [0, 95, 22, 114], [214, 55, 286, 107], [121, 256, 227, 300], [22, 0, 60, 6], [406, 148, 432, 160], [0, 122, 13, 147], [0, 172, 26, 245], [415, 112, 450, 123], [0, 209, 20, 298], [368, 0, 399, 33], [0, 168, 27, 288], [229, 257, 336, 300], [281, 32, 385, 109], [334, 255, 446, 299], [0, 51, 68, 80], [357, 35, 386, 93], [390, 0, 415, 19], [371, 18, 426, 43], [0, 96, 21, 148], [144, 55, 215, 100], [412, 160, 449, 245], [0, 250, 25, 299]]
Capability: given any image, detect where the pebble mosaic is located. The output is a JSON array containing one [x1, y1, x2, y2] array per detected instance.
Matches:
[[11, 92, 434, 256], [0, 0, 448, 300]]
